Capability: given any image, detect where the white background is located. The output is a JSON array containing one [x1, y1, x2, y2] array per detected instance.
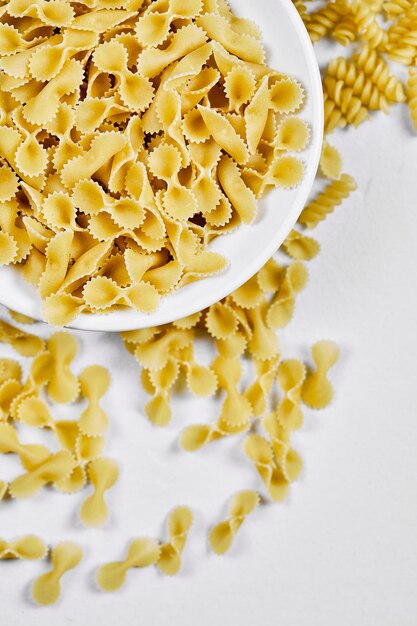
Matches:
[[1, 31, 417, 626]]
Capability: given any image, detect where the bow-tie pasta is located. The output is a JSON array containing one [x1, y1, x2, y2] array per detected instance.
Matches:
[[0, 0, 308, 325]]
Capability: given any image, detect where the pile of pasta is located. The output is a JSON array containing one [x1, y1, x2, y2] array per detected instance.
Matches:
[[1, 0, 416, 609], [0, 0, 309, 325], [0, 324, 118, 522]]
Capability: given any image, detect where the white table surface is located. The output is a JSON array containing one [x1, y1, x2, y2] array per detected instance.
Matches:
[[1, 44, 417, 626]]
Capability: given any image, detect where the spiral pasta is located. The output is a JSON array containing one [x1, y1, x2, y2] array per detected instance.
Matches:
[[351, 0, 388, 49], [307, 2, 347, 42], [323, 75, 369, 132], [298, 174, 357, 229], [326, 57, 390, 112]]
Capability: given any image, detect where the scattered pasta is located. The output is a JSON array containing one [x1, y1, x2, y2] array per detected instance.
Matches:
[[31, 542, 83, 606], [96, 538, 161, 592], [157, 506, 193, 576], [1, 0, 415, 607], [302, 340, 340, 409], [0, 535, 47, 561], [209, 490, 259, 555], [79, 457, 119, 528]]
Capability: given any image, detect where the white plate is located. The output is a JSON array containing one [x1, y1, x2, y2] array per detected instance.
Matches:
[[0, 0, 323, 331]]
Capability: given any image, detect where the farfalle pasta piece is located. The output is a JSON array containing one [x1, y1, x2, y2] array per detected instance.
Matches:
[[260, 154, 304, 195], [196, 13, 265, 63], [31, 542, 83, 606], [9, 450, 74, 499], [148, 143, 198, 220], [212, 355, 253, 433], [0, 535, 47, 560], [198, 106, 249, 165], [43, 294, 85, 327], [230, 274, 265, 309], [179, 421, 228, 452], [137, 23, 207, 78], [45, 332, 79, 404], [22, 60, 84, 125], [38, 230, 73, 299], [70, 8, 136, 32], [275, 359, 306, 430], [0, 358, 22, 384], [281, 230, 320, 261], [302, 340, 340, 409], [209, 490, 259, 555], [145, 358, 180, 426], [176, 345, 217, 398], [0, 423, 50, 470], [269, 78, 304, 113], [7, 310, 35, 325], [96, 538, 161, 592], [246, 302, 281, 360], [17, 396, 79, 451], [133, 328, 193, 370], [0, 163, 20, 202], [82, 276, 160, 313], [188, 140, 222, 215], [267, 261, 308, 329], [78, 365, 110, 436], [206, 301, 238, 339], [217, 155, 256, 223], [0, 321, 44, 357], [7, 0, 75, 27], [224, 65, 256, 112], [244, 357, 280, 417], [275, 117, 310, 152], [61, 131, 127, 189], [263, 413, 303, 483], [243, 433, 289, 502], [136, 0, 203, 47], [244, 76, 270, 154], [0, 379, 23, 419], [157, 506, 193, 576], [79, 457, 118, 527], [93, 40, 154, 111]]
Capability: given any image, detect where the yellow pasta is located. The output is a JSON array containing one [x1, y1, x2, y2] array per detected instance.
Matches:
[[96, 538, 161, 592], [0, 0, 308, 324], [267, 261, 308, 329], [0, 535, 47, 561], [281, 229, 320, 261], [17, 396, 79, 451], [78, 365, 110, 436], [243, 434, 289, 502], [9, 450, 74, 499], [0, 423, 50, 470], [31, 542, 83, 606], [275, 360, 306, 431], [45, 332, 79, 404], [298, 175, 357, 229], [302, 340, 340, 409], [79, 458, 119, 527], [157, 506, 193, 576], [263, 413, 303, 483], [319, 140, 343, 180], [209, 490, 259, 555]]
